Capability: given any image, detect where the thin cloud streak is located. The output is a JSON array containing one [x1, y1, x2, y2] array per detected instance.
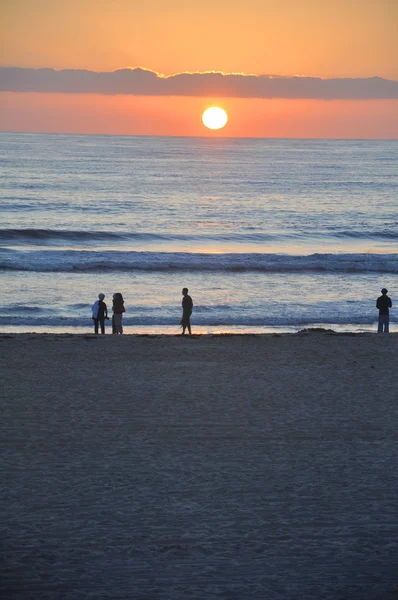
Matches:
[[1, 67, 397, 99]]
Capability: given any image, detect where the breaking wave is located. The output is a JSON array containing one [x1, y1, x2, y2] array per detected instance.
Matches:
[[0, 249, 397, 274]]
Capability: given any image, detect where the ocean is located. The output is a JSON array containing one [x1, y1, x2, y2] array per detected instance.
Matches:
[[0, 132, 397, 334]]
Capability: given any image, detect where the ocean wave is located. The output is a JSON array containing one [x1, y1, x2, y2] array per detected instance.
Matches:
[[0, 249, 397, 273], [0, 304, 54, 314], [0, 228, 285, 244], [1, 227, 397, 245], [0, 228, 151, 242], [67, 303, 92, 309], [333, 230, 398, 240], [0, 228, 272, 244]]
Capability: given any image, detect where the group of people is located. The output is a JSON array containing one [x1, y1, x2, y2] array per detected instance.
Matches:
[[92, 292, 126, 334], [91, 287, 194, 335], [91, 287, 392, 335]]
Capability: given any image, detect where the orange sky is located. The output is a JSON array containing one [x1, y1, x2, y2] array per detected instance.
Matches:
[[2, 0, 397, 78], [1, 0, 397, 137], [1, 93, 397, 138]]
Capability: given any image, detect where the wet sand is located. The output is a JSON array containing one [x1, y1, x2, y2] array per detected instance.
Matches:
[[1, 332, 398, 600]]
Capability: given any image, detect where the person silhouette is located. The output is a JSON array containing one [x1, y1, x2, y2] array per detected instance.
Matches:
[[181, 288, 193, 335], [92, 293, 108, 334], [376, 288, 392, 333], [112, 292, 125, 334]]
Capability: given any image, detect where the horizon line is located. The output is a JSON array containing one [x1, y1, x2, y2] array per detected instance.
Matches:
[[1, 130, 397, 141]]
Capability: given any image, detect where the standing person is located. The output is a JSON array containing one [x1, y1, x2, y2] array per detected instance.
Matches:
[[112, 293, 125, 334], [181, 287, 193, 335], [376, 288, 392, 333], [92, 293, 108, 334]]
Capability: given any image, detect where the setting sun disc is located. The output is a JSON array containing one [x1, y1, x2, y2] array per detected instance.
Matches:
[[202, 107, 228, 130]]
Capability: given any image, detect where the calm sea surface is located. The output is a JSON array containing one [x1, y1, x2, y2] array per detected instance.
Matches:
[[0, 132, 397, 333]]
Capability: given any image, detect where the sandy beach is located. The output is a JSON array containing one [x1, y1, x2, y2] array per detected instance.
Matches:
[[1, 332, 398, 600]]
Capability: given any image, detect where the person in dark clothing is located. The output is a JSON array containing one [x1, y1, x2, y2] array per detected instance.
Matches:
[[376, 288, 392, 333], [181, 287, 193, 335], [112, 292, 125, 334], [92, 293, 109, 334]]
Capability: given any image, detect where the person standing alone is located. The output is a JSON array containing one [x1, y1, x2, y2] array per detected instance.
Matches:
[[92, 293, 108, 334], [181, 287, 193, 335], [376, 288, 392, 333]]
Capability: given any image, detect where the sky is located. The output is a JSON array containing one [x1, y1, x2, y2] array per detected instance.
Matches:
[[1, 0, 397, 137]]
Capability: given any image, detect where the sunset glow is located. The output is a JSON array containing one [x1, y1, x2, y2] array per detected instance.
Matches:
[[1, 94, 396, 139], [0, 0, 397, 138]]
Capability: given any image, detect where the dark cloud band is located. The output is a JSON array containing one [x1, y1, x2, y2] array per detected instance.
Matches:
[[1, 67, 397, 99]]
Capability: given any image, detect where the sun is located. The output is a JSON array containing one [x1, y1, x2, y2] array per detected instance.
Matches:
[[202, 107, 228, 130]]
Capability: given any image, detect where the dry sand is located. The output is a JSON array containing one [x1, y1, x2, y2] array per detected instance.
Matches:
[[1, 332, 398, 600]]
